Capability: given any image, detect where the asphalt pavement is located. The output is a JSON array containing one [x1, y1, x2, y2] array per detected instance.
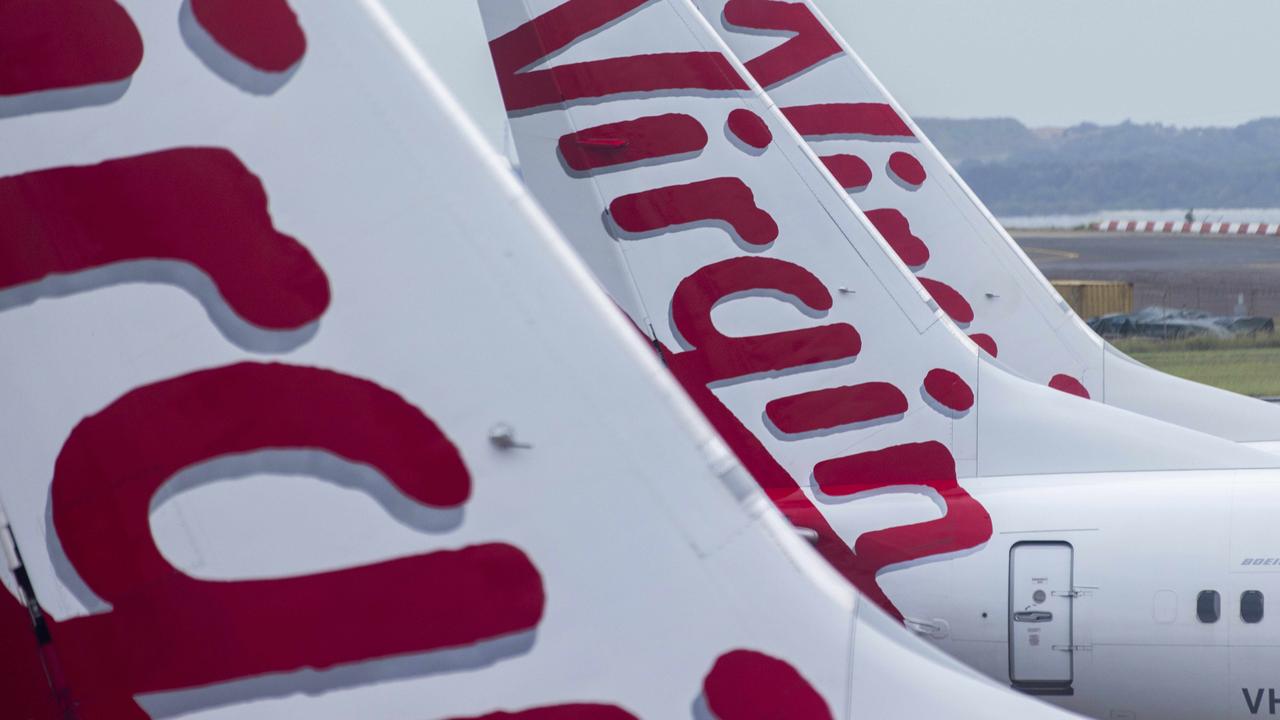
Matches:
[[1013, 231, 1280, 279], [1011, 231, 1280, 316]]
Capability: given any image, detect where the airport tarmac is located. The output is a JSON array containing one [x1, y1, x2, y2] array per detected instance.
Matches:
[[1013, 229, 1280, 313], [1013, 231, 1280, 277], [1012, 231, 1280, 316]]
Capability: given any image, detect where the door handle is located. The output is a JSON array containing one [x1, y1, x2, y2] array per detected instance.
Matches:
[[1013, 611, 1054, 623]]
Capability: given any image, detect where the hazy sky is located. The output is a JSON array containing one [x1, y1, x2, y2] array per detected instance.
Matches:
[[382, 0, 1280, 150]]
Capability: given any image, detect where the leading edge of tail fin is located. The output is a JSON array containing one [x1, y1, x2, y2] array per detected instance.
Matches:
[[692, 0, 1280, 443], [0, 0, 876, 715], [479, 0, 1279, 618]]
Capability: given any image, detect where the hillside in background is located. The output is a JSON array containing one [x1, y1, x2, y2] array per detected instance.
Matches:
[[917, 117, 1280, 216]]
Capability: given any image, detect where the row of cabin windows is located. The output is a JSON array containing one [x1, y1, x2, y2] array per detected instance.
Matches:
[[1197, 590, 1264, 623]]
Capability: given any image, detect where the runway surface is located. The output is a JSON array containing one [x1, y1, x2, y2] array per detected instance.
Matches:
[[1011, 231, 1280, 316], [1013, 232, 1280, 279]]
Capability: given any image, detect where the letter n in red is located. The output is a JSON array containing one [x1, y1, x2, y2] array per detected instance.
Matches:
[[723, 0, 840, 88], [487, 0, 748, 112]]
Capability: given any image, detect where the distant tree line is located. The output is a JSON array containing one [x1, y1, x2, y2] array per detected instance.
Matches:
[[917, 117, 1280, 216]]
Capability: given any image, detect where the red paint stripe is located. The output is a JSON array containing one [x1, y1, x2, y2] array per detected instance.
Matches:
[[559, 113, 708, 172], [0, 590, 62, 718], [722, 0, 841, 89], [727, 109, 773, 150], [0, 148, 329, 331], [49, 363, 545, 713], [656, 258, 928, 614], [1219, 223, 1233, 234], [968, 332, 999, 357], [765, 382, 907, 435], [488, 0, 747, 112], [813, 441, 992, 575], [919, 277, 974, 324], [610, 178, 779, 246], [781, 103, 913, 138], [703, 650, 833, 719], [865, 208, 929, 267], [673, 259, 862, 385], [1125, 221, 1138, 232], [820, 154, 872, 190], [0, 0, 142, 96], [191, 0, 306, 72], [450, 706, 638, 720], [923, 368, 974, 412], [1049, 373, 1091, 399], [670, 257, 861, 379], [887, 152, 927, 187], [814, 441, 954, 495]]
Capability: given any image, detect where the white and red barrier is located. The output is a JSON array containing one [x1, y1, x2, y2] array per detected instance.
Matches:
[[1092, 220, 1280, 235]]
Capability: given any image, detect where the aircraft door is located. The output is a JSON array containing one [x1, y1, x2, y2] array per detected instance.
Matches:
[[1009, 541, 1074, 694]]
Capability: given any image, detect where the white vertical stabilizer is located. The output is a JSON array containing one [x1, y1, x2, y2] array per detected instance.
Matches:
[[691, 0, 1280, 443], [0, 0, 1081, 717]]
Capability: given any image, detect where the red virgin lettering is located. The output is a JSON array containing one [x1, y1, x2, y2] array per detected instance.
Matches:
[[0, 589, 60, 719], [559, 114, 707, 173], [47, 363, 544, 718], [727, 109, 773, 150], [488, 0, 747, 112], [190, 0, 307, 73], [610, 178, 780, 247], [0, 0, 142, 96], [887, 152, 927, 188], [766, 383, 907, 435], [670, 257, 859, 379], [782, 103, 913, 138], [969, 333, 999, 357], [0, 148, 330, 331], [659, 257, 901, 612], [447, 651, 829, 719], [919, 277, 974, 324], [702, 649, 832, 719], [864, 208, 929, 268], [450, 706, 638, 720], [815, 441, 954, 495], [821, 154, 872, 192], [923, 368, 974, 413], [1049, 373, 1091, 399], [722, 0, 841, 89], [814, 442, 992, 579]]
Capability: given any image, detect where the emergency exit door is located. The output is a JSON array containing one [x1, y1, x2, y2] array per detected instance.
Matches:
[[1009, 542, 1074, 693]]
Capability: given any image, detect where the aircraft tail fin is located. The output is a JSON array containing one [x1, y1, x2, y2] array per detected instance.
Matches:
[[479, 0, 1279, 623], [0, 1, 1078, 717], [691, 0, 1280, 443]]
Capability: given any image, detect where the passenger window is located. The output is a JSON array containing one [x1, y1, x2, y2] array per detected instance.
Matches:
[[1242, 591, 1264, 623], [1197, 590, 1220, 623]]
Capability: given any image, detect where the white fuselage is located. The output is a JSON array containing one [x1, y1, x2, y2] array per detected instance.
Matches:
[[857, 470, 1280, 719]]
